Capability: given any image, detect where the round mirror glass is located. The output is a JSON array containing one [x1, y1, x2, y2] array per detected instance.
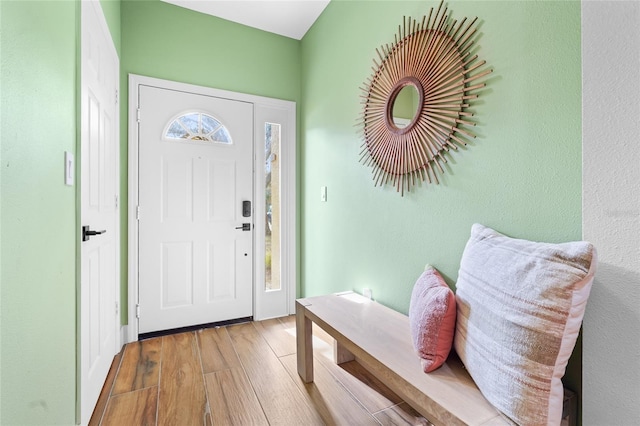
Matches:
[[391, 84, 420, 129]]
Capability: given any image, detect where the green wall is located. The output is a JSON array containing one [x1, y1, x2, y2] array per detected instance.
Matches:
[[0, 1, 78, 424], [119, 0, 302, 322], [300, 0, 582, 401], [122, 0, 301, 101], [100, 0, 121, 56]]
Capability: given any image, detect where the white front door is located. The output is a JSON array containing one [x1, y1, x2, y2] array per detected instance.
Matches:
[[137, 86, 254, 334], [80, 0, 120, 423]]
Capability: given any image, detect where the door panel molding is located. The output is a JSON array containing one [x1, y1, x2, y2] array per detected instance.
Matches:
[[80, 0, 120, 423], [127, 74, 297, 342], [137, 85, 253, 333]]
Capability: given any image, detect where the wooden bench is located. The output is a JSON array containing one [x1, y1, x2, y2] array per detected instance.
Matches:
[[296, 292, 576, 426]]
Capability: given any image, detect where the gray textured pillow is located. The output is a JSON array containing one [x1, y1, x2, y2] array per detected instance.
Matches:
[[454, 224, 596, 425]]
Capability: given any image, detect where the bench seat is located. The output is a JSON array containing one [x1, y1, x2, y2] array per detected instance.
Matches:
[[296, 292, 576, 426]]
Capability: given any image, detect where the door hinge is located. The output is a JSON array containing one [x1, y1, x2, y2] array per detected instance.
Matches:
[[136, 205, 141, 220], [136, 108, 141, 122], [115, 195, 119, 209], [115, 302, 119, 315], [136, 304, 141, 319], [115, 89, 119, 105]]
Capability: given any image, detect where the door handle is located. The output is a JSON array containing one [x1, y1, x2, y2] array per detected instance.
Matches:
[[82, 225, 106, 241], [235, 223, 251, 231]]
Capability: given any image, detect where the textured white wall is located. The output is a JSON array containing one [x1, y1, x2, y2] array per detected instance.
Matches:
[[582, 1, 640, 423]]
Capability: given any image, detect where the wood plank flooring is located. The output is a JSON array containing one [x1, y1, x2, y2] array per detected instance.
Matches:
[[89, 316, 432, 426]]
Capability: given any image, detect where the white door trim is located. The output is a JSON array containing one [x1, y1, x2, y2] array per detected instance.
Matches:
[[127, 74, 297, 342]]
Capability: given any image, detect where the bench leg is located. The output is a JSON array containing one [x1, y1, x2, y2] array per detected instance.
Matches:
[[562, 389, 577, 426], [334, 340, 355, 364], [296, 301, 314, 383]]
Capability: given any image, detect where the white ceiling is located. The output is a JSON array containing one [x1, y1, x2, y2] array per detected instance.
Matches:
[[161, 0, 331, 40]]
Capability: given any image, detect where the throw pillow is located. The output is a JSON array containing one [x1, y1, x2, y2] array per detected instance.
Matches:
[[409, 264, 457, 373], [454, 223, 597, 425]]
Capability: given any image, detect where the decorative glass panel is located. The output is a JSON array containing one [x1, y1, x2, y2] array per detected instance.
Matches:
[[265, 123, 281, 291], [211, 127, 231, 143], [164, 112, 232, 144], [201, 115, 220, 134], [167, 121, 189, 139], [180, 113, 200, 134]]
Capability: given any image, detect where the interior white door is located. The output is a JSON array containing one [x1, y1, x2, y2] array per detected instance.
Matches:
[[138, 86, 254, 334], [80, 0, 120, 423]]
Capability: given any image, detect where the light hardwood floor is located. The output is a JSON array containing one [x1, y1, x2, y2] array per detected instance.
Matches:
[[89, 316, 432, 426]]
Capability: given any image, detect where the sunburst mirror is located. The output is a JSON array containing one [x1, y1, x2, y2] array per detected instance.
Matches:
[[358, 1, 492, 195]]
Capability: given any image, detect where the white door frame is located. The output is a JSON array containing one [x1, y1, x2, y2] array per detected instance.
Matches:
[[79, 0, 121, 423], [127, 74, 297, 342]]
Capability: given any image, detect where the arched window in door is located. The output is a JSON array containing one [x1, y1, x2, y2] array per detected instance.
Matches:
[[164, 112, 232, 144]]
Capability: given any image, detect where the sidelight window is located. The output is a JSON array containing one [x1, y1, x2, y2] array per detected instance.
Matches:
[[265, 122, 281, 291]]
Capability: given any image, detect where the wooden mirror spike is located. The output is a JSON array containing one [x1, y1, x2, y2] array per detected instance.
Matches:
[[358, 1, 492, 195]]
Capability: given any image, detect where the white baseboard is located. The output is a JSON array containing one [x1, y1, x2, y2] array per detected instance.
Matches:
[[120, 325, 131, 347]]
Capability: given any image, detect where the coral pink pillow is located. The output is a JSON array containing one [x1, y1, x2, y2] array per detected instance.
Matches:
[[408, 265, 457, 373]]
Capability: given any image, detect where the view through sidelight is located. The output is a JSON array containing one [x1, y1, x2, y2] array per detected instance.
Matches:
[[265, 122, 281, 291]]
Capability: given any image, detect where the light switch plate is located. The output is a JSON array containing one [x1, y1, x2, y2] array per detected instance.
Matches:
[[65, 151, 74, 186], [321, 186, 327, 202]]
